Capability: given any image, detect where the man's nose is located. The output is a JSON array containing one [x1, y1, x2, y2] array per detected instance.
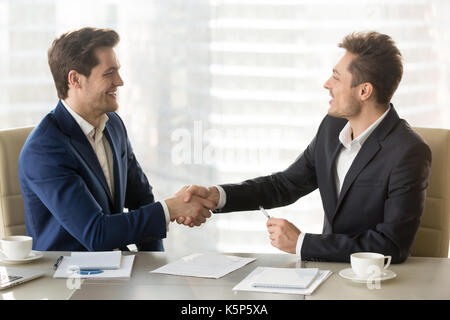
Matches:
[[115, 73, 124, 87], [323, 77, 331, 90]]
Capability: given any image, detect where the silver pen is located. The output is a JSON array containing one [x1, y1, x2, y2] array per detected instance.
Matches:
[[259, 206, 271, 219]]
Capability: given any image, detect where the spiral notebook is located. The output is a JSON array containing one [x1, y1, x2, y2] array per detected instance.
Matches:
[[233, 266, 332, 295], [251, 267, 320, 289]]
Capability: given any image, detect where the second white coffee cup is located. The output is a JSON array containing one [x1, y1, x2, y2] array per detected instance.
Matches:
[[0, 235, 33, 260], [350, 252, 391, 279]]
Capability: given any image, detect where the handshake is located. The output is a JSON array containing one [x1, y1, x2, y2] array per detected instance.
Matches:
[[164, 185, 301, 254], [164, 185, 219, 227]]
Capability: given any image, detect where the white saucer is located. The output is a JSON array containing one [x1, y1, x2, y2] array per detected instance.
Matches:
[[339, 268, 396, 283], [0, 250, 44, 264]]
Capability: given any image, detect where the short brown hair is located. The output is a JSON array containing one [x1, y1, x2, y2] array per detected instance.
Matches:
[[48, 27, 120, 99], [338, 31, 403, 105]]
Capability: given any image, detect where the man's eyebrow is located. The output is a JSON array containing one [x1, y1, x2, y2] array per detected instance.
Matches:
[[333, 68, 340, 75], [104, 66, 120, 73]]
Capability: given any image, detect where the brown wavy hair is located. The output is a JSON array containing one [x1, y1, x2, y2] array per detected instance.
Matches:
[[48, 27, 120, 99], [339, 31, 403, 105]]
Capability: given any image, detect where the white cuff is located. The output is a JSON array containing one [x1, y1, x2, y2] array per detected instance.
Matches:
[[296, 232, 306, 260], [159, 200, 170, 232], [215, 185, 227, 210]]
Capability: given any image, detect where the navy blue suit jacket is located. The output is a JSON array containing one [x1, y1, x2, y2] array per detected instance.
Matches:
[[218, 106, 431, 263], [18, 101, 166, 251]]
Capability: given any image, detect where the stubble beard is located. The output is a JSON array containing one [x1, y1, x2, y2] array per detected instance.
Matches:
[[328, 95, 361, 120]]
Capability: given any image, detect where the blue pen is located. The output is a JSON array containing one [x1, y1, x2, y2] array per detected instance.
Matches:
[[78, 270, 104, 275], [53, 256, 64, 270]]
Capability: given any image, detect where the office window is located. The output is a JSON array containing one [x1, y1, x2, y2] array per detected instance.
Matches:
[[1, 0, 449, 253]]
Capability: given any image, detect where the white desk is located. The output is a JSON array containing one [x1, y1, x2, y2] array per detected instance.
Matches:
[[0, 251, 74, 300], [69, 251, 302, 300], [1, 250, 301, 300], [1, 250, 449, 300], [304, 257, 450, 300]]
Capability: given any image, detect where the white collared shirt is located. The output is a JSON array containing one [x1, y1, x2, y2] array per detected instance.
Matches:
[[61, 100, 115, 197], [61, 100, 170, 229], [333, 106, 391, 197], [216, 106, 391, 260]]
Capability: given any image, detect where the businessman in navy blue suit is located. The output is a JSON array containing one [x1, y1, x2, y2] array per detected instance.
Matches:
[[180, 32, 431, 263], [18, 27, 214, 251]]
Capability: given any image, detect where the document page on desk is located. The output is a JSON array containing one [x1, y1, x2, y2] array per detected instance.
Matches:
[[70, 251, 122, 270], [150, 253, 256, 278], [252, 267, 320, 289]]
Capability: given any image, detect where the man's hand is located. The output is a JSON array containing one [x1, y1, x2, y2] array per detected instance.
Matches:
[[267, 218, 301, 254], [165, 186, 215, 227], [176, 185, 220, 227]]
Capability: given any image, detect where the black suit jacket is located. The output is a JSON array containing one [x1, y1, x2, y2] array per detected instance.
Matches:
[[218, 106, 431, 263]]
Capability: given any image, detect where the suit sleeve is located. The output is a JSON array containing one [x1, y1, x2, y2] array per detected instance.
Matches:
[[301, 142, 432, 263], [218, 133, 319, 213], [21, 136, 167, 251]]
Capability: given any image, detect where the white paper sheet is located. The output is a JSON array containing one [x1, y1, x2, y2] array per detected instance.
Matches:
[[150, 253, 256, 278], [251, 267, 320, 289], [53, 255, 135, 279], [232, 266, 332, 295], [70, 251, 122, 270]]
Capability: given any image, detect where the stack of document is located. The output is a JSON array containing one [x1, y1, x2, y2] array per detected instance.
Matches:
[[150, 253, 256, 278], [70, 251, 122, 270], [53, 251, 135, 279], [233, 267, 332, 295]]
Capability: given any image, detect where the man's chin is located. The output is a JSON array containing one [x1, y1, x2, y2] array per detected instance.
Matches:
[[109, 102, 119, 112], [327, 108, 341, 118]]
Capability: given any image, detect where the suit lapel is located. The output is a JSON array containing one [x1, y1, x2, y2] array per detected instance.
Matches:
[[329, 105, 400, 223], [53, 101, 113, 202], [104, 122, 124, 211], [326, 141, 343, 210], [333, 138, 381, 218]]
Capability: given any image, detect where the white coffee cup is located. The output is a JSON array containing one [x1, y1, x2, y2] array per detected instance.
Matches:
[[350, 252, 391, 279], [0, 235, 33, 260]]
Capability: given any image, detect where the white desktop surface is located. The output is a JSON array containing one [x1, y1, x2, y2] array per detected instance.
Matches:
[[1, 249, 449, 300], [69, 250, 302, 300], [304, 257, 450, 300], [0, 251, 74, 300]]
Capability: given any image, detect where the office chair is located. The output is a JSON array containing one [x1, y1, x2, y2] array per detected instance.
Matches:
[[0, 126, 34, 238], [411, 127, 450, 258]]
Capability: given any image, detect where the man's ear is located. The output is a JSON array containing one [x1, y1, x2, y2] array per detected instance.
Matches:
[[359, 82, 374, 102], [67, 70, 82, 89]]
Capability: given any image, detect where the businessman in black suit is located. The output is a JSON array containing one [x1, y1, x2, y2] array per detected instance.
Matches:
[[180, 31, 431, 263]]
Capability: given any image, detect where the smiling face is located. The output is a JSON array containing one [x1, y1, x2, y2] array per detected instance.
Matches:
[[79, 46, 124, 115], [323, 51, 362, 119]]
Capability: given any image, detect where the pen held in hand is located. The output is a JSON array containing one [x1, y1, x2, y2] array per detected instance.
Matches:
[[259, 206, 271, 219]]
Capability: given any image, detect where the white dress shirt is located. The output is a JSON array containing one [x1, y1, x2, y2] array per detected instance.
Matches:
[[333, 107, 390, 197], [61, 100, 170, 228], [61, 100, 115, 197], [216, 106, 391, 259]]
